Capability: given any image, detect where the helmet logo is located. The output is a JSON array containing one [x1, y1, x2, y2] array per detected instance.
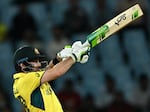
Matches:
[[34, 48, 40, 54]]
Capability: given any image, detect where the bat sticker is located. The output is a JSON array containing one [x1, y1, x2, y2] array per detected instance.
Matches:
[[115, 13, 127, 26]]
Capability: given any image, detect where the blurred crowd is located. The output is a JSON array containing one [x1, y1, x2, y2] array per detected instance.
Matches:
[[0, 0, 150, 112]]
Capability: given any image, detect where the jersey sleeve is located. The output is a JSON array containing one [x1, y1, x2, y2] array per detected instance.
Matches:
[[18, 71, 45, 96]]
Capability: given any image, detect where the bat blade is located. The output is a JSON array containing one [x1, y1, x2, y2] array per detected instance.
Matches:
[[84, 4, 144, 48]]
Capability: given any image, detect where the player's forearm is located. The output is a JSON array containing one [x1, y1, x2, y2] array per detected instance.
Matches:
[[53, 57, 75, 76], [41, 57, 74, 83]]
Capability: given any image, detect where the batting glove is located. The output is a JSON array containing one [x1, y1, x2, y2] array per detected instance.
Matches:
[[71, 41, 90, 64], [57, 41, 90, 63], [57, 45, 72, 60]]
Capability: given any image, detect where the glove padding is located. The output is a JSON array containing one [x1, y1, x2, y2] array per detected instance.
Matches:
[[71, 41, 90, 63], [57, 45, 72, 59], [57, 41, 90, 63]]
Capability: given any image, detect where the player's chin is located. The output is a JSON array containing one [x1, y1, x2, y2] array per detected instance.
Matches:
[[33, 67, 42, 72]]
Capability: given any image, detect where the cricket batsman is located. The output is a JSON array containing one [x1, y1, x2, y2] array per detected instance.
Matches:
[[12, 41, 90, 112]]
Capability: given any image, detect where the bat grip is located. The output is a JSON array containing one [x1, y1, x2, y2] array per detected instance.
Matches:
[[82, 40, 91, 48]]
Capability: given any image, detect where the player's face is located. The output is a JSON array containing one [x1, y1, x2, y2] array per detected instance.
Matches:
[[20, 58, 48, 72], [28, 60, 42, 71]]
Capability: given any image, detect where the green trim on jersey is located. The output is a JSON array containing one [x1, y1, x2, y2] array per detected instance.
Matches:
[[31, 87, 45, 110]]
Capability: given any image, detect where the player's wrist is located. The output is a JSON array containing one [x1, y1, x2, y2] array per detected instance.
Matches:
[[52, 57, 61, 65]]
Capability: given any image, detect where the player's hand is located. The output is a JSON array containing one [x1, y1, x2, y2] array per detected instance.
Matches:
[[57, 41, 90, 63], [57, 45, 72, 59], [71, 41, 90, 63], [79, 52, 89, 64]]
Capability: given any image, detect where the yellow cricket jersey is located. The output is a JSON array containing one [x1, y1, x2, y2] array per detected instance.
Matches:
[[13, 71, 63, 112]]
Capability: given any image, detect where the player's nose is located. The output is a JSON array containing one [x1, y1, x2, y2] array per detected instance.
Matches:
[[34, 61, 41, 67]]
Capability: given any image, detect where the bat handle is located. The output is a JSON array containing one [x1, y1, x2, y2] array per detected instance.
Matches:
[[82, 40, 91, 48]]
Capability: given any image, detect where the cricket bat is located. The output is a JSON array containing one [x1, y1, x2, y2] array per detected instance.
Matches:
[[83, 4, 144, 48]]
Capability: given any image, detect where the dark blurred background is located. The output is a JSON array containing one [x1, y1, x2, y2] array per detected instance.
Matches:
[[0, 0, 150, 112]]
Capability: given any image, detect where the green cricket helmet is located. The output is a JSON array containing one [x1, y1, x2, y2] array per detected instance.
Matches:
[[13, 46, 48, 72]]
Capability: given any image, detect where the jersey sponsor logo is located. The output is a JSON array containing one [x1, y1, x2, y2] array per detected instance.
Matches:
[[35, 73, 40, 77], [46, 87, 52, 95], [45, 83, 52, 95]]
